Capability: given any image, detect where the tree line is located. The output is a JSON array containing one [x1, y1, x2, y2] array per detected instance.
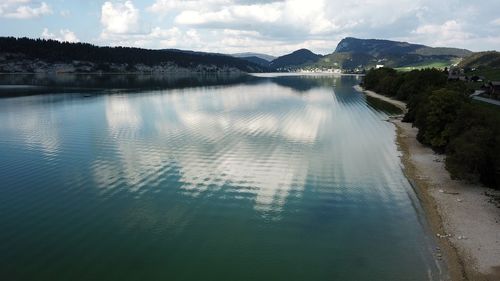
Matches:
[[363, 68, 500, 188], [0, 37, 264, 72]]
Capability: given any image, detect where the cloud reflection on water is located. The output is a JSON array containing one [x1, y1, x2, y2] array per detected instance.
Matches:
[[97, 82, 332, 212], [0, 99, 61, 157]]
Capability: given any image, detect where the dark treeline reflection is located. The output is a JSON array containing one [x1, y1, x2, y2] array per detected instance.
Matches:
[[0, 73, 261, 97], [270, 75, 335, 92], [0, 73, 365, 98]]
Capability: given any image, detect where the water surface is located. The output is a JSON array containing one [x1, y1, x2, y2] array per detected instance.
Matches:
[[0, 74, 442, 280]]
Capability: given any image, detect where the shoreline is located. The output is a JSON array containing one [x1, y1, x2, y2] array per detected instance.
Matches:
[[354, 85, 500, 281], [353, 85, 407, 113]]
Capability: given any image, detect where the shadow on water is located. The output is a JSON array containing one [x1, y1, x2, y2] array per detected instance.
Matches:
[[0, 73, 262, 97], [267, 75, 339, 92], [0, 73, 365, 98], [365, 96, 404, 115]]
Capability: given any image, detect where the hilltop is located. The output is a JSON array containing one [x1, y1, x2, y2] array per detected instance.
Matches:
[[270, 49, 322, 70]]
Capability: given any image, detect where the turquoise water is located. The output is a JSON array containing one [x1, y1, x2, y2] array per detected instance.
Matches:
[[0, 74, 442, 280]]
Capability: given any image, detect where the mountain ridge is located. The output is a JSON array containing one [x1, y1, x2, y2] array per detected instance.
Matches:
[[309, 37, 473, 70], [0, 37, 267, 73], [232, 52, 276, 62], [0, 36, 489, 74], [270, 49, 322, 70], [335, 37, 471, 57]]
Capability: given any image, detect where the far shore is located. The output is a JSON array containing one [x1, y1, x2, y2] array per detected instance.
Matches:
[[354, 85, 500, 281]]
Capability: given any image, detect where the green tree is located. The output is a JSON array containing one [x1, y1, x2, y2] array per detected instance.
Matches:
[[415, 89, 466, 151], [446, 103, 500, 187], [446, 127, 493, 183]]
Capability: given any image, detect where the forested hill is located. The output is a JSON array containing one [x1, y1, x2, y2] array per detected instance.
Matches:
[[458, 51, 500, 68], [0, 37, 267, 73], [309, 37, 472, 70], [270, 49, 322, 70], [335, 37, 471, 57]]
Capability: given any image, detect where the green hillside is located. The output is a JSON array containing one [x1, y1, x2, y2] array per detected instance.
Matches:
[[459, 51, 500, 81], [312, 52, 377, 69], [306, 37, 472, 70], [270, 49, 322, 69], [459, 51, 500, 68]]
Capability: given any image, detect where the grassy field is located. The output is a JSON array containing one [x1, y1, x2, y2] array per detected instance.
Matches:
[[395, 61, 451, 72], [466, 67, 500, 81]]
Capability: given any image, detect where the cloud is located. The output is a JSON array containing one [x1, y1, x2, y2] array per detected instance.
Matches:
[[151, 0, 418, 37], [148, 0, 231, 14], [41, 28, 80, 43], [101, 1, 140, 34], [0, 0, 52, 19], [98, 25, 199, 49], [173, 4, 284, 26], [60, 10, 70, 18], [97, 0, 205, 49], [87, 0, 500, 54], [411, 20, 472, 47]]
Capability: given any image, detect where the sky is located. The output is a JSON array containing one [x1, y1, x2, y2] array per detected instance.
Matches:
[[0, 0, 499, 56]]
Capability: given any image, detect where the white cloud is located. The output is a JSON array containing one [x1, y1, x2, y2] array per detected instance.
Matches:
[[2, 0, 500, 54], [97, 26, 198, 49], [101, 1, 140, 34], [41, 28, 80, 43], [175, 9, 233, 25], [148, 0, 231, 14], [171, 2, 284, 26], [63, 0, 497, 54], [411, 20, 472, 47], [161, 0, 418, 37], [0, 0, 52, 19], [96, 1, 206, 49], [60, 10, 70, 18]]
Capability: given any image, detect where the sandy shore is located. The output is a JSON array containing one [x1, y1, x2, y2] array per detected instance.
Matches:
[[354, 85, 500, 281]]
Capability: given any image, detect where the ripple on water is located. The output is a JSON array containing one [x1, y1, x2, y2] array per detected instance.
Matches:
[[0, 75, 443, 281]]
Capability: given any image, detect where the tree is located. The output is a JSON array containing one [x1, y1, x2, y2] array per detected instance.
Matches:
[[415, 88, 466, 151]]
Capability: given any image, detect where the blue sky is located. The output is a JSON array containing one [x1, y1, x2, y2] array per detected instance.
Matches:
[[1, 0, 499, 56]]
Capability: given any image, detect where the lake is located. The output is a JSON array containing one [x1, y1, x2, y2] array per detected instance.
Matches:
[[0, 74, 444, 280]]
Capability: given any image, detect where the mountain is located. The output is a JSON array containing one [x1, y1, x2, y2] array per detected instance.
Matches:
[[0, 37, 267, 73], [237, 56, 271, 68], [313, 52, 377, 70], [270, 49, 322, 70], [232, 52, 276, 62], [335, 37, 426, 56], [459, 51, 500, 69], [311, 37, 472, 70], [335, 37, 471, 57]]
